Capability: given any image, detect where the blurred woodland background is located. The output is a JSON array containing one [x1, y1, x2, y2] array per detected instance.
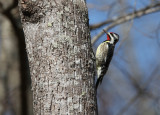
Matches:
[[0, 0, 160, 115]]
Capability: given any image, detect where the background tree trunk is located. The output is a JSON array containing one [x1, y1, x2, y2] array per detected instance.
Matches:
[[18, 0, 97, 114], [0, 1, 33, 115], [0, 14, 21, 115]]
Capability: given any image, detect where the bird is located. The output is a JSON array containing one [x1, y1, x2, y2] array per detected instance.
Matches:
[[95, 30, 119, 89]]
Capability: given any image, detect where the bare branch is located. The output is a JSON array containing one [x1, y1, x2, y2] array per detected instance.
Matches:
[[142, 65, 159, 89], [91, 3, 160, 45], [113, 59, 141, 92], [119, 94, 139, 115]]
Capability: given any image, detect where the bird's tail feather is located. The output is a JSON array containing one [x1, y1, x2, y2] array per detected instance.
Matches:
[[96, 66, 107, 90], [96, 76, 103, 90]]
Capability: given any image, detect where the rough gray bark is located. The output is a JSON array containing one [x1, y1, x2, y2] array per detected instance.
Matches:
[[18, 0, 97, 114]]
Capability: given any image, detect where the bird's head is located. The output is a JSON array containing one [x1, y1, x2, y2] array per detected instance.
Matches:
[[103, 30, 119, 45]]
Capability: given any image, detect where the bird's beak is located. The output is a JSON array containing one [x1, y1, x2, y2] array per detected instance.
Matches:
[[103, 29, 108, 34]]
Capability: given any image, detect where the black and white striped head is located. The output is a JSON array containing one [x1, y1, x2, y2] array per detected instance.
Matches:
[[103, 30, 119, 45]]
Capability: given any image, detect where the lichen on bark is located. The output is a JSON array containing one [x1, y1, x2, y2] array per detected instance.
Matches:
[[19, 0, 97, 114]]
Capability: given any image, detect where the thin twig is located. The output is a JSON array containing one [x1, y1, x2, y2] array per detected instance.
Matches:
[[118, 94, 139, 115]]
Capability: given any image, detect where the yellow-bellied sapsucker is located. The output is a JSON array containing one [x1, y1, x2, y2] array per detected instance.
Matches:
[[96, 30, 119, 89]]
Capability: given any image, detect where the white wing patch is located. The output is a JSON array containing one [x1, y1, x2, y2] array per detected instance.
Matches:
[[96, 42, 109, 72]]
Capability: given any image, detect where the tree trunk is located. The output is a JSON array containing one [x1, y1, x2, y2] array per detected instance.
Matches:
[[0, 14, 21, 115], [18, 0, 97, 114]]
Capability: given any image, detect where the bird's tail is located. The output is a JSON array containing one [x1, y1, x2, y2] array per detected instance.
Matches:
[[96, 66, 107, 90], [96, 76, 103, 90]]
